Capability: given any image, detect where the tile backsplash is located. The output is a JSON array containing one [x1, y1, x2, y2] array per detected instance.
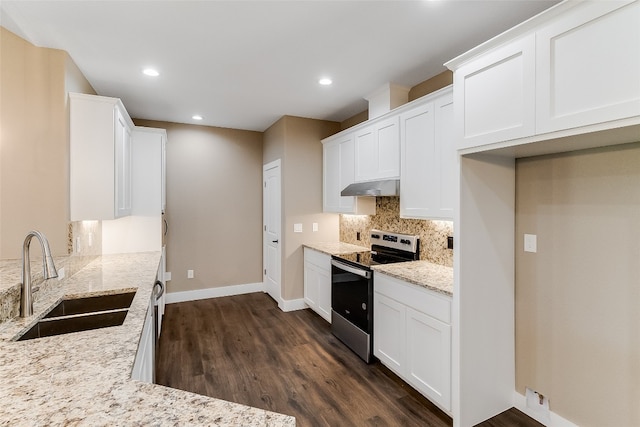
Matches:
[[340, 197, 453, 267]]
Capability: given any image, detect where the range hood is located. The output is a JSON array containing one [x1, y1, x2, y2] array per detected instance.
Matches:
[[340, 179, 399, 197]]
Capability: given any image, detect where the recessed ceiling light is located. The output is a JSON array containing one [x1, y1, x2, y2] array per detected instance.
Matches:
[[143, 68, 159, 77], [319, 78, 332, 86], [192, 115, 203, 121]]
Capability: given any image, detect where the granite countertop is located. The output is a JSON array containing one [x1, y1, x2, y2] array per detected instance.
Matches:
[[303, 241, 369, 255], [304, 241, 453, 297], [372, 260, 453, 296], [0, 252, 295, 426]]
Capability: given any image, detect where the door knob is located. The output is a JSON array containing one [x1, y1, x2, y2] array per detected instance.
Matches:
[[272, 240, 279, 243]]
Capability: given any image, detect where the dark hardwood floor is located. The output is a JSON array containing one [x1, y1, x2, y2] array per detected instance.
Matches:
[[156, 292, 539, 427]]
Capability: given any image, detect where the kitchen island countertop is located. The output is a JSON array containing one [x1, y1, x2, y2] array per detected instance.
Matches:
[[0, 252, 295, 426]]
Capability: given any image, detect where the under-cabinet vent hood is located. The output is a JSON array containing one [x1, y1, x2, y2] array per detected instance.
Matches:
[[340, 179, 399, 197]]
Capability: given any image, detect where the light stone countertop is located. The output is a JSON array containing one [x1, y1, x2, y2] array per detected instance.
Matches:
[[304, 242, 453, 296], [0, 252, 295, 426], [303, 241, 370, 255], [372, 260, 453, 296]]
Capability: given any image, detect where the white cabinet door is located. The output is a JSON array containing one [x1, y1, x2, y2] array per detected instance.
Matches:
[[400, 88, 455, 220], [536, 0, 640, 133], [316, 266, 332, 322], [354, 125, 377, 182], [376, 116, 400, 179], [400, 100, 436, 219], [406, 306, 452, 411], [303, 260, 319, 311], [374, 272, 452, 414], [453, 34, 536, 149], [322, 135, 375, 215], [115, 108, 132, 218], [373, 292, 406, 375], [70, 93, 135, 221], [433, 91, 456, 219], [303, 248, 332, 323], [132, 294, 155, 383], [354, 117, 400, 182]]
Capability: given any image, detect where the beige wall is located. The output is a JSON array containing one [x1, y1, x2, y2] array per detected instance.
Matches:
[[264, 116, 340, 301], [408, 70, 452, 102], [135, 119, 263, 293], [515, 142, 640, 427], [0, 27, 95, 259]]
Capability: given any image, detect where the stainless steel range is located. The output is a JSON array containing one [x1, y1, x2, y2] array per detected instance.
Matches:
[[330, 229, 420, 363]]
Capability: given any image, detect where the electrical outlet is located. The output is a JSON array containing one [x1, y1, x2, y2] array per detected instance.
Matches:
[[525, 387, 550, 424], [76, 237, 81, 253], [165, 272, 171, 281], [447, 236, 454, 249], [187, 269, 194, 279], [356, 232, 361, 241], [312, 223, 318, 232]]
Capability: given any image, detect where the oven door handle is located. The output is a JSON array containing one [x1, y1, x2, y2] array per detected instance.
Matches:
[[331, 259, 372, 279]]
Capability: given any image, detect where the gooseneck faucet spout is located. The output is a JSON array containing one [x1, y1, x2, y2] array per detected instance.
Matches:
[[20, 230, 58, 317]]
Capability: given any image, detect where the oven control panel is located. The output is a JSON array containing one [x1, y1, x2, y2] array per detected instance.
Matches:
[[370, 229, 419, 254]]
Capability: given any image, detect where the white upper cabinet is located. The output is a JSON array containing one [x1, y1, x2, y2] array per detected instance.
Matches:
[[536, 0, 640, 133], [446, 0, 640, 151], [131, 127, 166, 216], [400, 87, 455, 220], [70, 93, 134, 221], [354, 116, 400, 182], [323, 134, 375, 215], [452, 34, 536, 150]]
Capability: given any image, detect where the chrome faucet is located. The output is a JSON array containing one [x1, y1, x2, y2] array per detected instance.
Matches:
[[20, 230, 58, 317]]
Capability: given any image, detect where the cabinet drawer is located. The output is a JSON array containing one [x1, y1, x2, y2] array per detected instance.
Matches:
[[303, 247, 331, 270], [375, 272, 451, 324]]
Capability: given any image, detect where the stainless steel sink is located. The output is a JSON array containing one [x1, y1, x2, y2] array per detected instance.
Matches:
[[18, 291, 136, 341], [43, 292, 136, 318]]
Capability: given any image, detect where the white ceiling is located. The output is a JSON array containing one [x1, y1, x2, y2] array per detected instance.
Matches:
[[1, 0, 559, 132]]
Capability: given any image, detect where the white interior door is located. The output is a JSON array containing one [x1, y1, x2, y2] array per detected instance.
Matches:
[[263, 160, 282, 305]]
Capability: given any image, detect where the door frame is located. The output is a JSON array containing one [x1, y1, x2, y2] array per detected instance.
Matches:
[[263, 159, 282, 307]]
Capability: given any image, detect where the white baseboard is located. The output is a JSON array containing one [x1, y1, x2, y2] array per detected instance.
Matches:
[[165, 282, 265, 304], [279, 298, 307, 312], [513, 391, 579, 427]]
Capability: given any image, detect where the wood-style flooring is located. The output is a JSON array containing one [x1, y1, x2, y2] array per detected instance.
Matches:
[[156, 292, 542, 427]]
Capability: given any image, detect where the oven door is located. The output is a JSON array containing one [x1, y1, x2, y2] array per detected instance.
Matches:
[[330, 259, 372, 333]]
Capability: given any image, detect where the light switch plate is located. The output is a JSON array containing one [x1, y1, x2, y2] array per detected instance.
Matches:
[[294, 223, 303, 233], [187, 269, 194, 279], [312, 223, 318, 232], [524, 234, 537, 253]]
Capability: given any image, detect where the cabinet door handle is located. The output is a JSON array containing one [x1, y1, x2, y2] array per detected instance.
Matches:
[[154, 280, 165, 300]]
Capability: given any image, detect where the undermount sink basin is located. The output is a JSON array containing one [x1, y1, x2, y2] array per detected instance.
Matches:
[[17, 291, 136, 341], [43, 291, 136, 318]]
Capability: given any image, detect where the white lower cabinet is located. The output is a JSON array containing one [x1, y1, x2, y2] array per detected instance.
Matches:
[[132, 294, 155, 383], [374, 272, 452, 413], [303, 248, 332, 323]]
